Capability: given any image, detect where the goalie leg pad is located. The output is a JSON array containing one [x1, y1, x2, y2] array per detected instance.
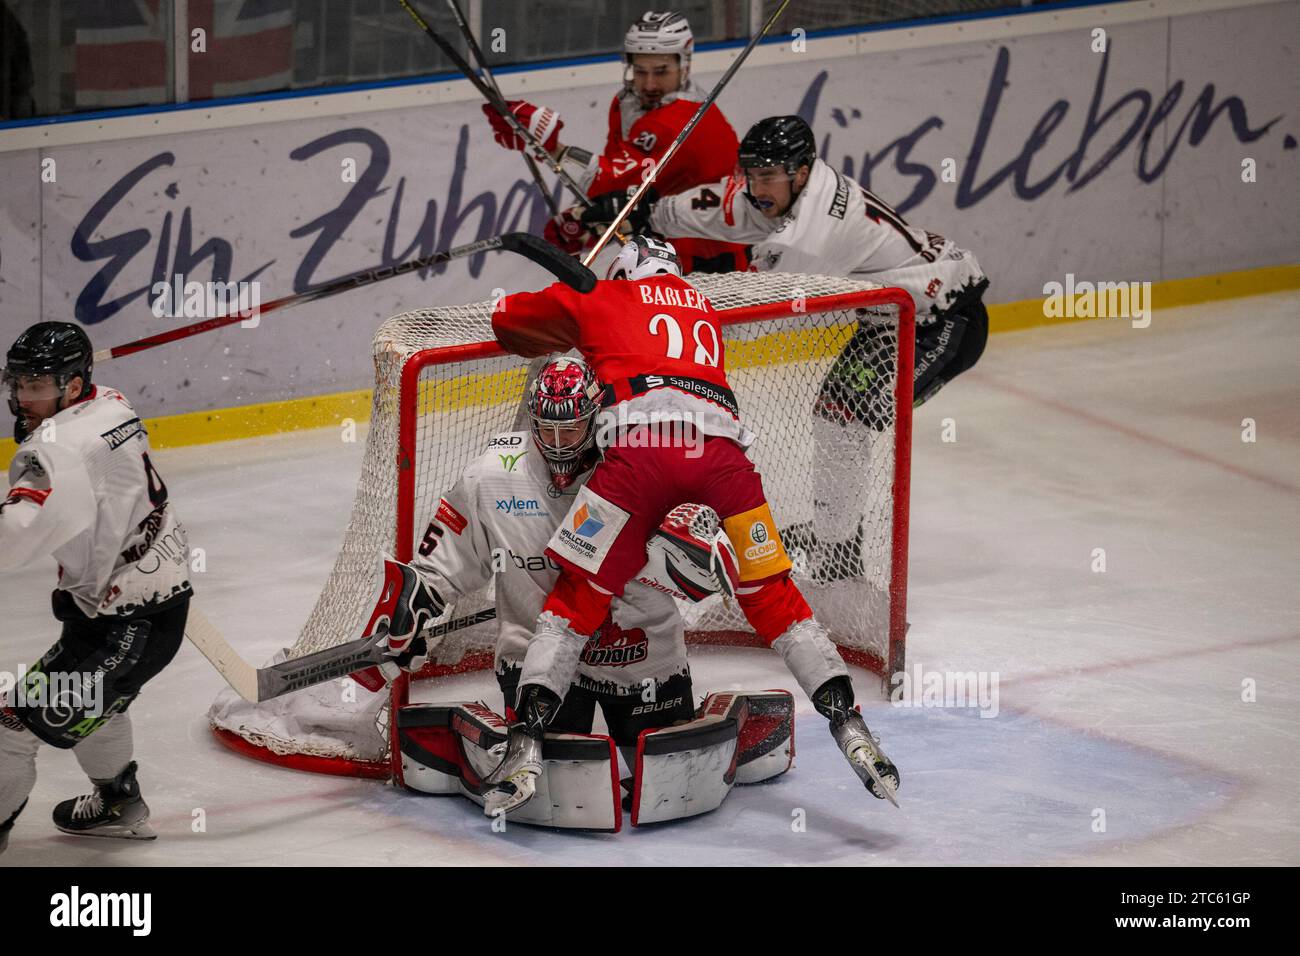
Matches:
[[397, 702, 621, 831], [630, 690, 795, 826]]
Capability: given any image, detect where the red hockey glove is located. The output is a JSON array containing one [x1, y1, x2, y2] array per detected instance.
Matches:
[[481, 100, 563, 153]]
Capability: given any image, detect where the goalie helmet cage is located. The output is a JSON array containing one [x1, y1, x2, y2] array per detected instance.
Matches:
[[209, 273, 915, 782]]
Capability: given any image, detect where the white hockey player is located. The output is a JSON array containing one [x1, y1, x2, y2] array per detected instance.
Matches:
[[0, 323, 192, 853], [584, 116, 991, 581], [361, 356, 739, 767]]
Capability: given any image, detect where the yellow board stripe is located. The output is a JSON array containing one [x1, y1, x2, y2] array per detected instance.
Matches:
[[987, 262, 1300, 334], [3, 262, 1297, 472]]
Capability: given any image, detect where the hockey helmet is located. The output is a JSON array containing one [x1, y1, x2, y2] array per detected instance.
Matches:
[[606, 235, 682, 281], [527, 356, 602, 488], [624, 11, 694, 84], [738, 115, 818, 175], [4, 322, 94, 439]]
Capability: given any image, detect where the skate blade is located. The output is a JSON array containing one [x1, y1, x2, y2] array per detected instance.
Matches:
[[856, 757, 901, 808], [55, 823, 157, 841]]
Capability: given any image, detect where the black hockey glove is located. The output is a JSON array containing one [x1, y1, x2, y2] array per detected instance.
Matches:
[[580, 187, 656, 235]]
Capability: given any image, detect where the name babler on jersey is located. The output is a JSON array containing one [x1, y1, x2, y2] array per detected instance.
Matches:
[[636, 284, 710, 312]]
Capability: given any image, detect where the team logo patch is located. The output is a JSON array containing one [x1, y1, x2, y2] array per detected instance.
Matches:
[[580, 618, 649, 667]]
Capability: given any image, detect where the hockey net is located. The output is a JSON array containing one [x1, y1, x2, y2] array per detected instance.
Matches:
[[209, 272, 914, 779]]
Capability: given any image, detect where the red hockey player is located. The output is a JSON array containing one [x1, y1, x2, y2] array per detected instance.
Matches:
[[481, 10, 748, 274], [474, 236, 900, 816]]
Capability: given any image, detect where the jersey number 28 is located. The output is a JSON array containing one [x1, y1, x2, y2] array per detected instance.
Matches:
[[648, 313, 720, 367]]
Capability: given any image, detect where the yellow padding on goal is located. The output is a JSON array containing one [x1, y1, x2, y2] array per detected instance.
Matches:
[[414, 365, 528, 414], [725, 322, 857, 369]]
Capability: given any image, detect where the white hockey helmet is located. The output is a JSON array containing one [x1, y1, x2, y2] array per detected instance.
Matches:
[[624, 11, 694, 84], [606, 235, 682, 281]]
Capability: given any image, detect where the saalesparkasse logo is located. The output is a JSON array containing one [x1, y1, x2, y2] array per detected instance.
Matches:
[[573, 503, 605, 538]]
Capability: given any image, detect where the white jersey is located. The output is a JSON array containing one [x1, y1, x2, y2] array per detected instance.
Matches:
[[651, 158, 989, 323], [0, 386, 192, 618], [410, 432, 688, 696]]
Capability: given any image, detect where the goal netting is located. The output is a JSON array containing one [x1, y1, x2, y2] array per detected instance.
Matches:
[[208, 272, 914, 779]]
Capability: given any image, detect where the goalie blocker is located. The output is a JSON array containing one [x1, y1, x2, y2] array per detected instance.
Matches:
[[398, 690, 793, 830]]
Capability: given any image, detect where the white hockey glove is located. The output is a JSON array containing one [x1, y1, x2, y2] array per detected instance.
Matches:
[[360, 557, 447, 673], [643, 503, 741, 603]]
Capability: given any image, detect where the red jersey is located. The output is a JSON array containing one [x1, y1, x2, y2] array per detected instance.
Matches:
[[590, 92, 749, 275], [493, 275, 753, 447]]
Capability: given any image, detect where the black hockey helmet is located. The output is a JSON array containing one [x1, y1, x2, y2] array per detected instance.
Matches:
[[4, 322, 94, 441], [737, 116, 817, 175], [4, 321, 94, 390]]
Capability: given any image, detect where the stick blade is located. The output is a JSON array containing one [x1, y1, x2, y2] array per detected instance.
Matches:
[[500, 232, 597, 292]]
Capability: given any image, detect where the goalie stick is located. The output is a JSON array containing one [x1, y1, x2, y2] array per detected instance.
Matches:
[[94, 232, 594, 363], [583, 0, 793, 267], [185, 605, 498, 703]]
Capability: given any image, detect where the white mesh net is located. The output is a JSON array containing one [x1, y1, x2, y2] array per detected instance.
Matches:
[[209, 272, 911, 772]]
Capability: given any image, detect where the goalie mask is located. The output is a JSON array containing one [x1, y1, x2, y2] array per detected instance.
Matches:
[[643, 504, 741, 603], [607, 235, 682, 281], [4, 321, 94, 442], [624, 11, 694, 99], [527, 357, 601, 489]]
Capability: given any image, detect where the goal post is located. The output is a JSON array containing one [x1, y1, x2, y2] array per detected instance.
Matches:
[[209, 272, 915, 780]]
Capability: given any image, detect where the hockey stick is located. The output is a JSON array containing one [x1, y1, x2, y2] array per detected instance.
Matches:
[[185, 605, 498, 703], [441, 0, 560, 218], [583, 0, 793, 267], [395, 0, 593, 211], [94, 231, 594, 363]]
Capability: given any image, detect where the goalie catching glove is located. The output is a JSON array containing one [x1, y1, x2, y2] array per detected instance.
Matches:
[[359, 557, 447, 673], [644, 503, 740, 602]]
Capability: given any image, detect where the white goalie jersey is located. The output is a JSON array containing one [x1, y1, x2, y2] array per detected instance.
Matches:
[[410, 432, 689, 696], [650, 158, 989, 322], [0, 385, 192, 617]]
